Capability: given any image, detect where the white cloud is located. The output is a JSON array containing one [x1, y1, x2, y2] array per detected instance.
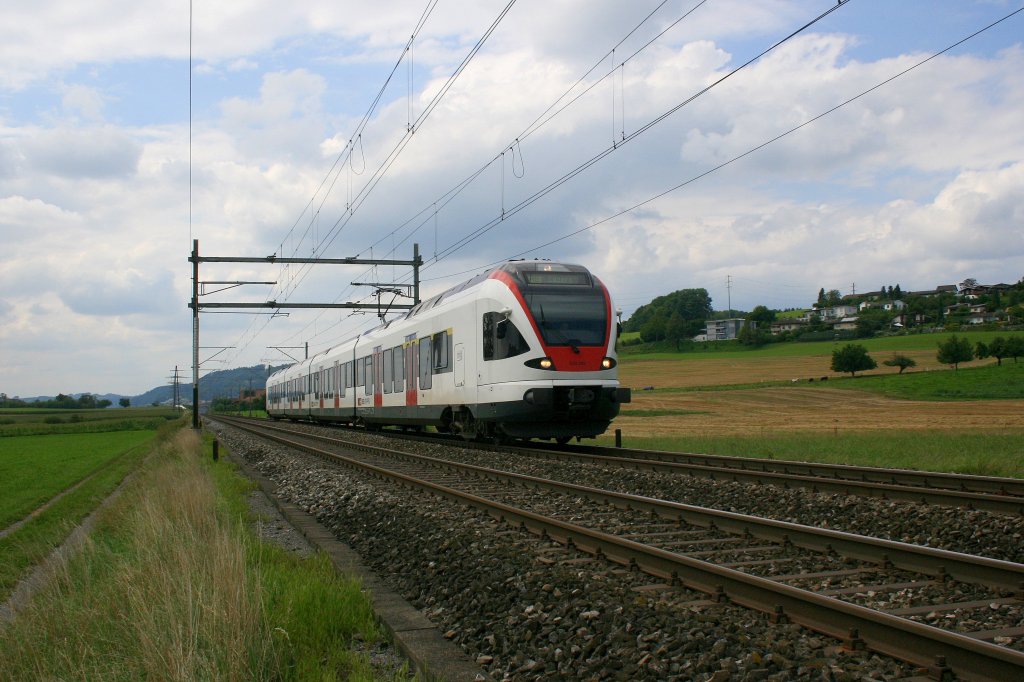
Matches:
[[18, 127, 142, 178]]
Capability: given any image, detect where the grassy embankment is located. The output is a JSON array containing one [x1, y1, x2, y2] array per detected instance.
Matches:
[[608, 331, 1024, 476], [0, 420, 406, 680]]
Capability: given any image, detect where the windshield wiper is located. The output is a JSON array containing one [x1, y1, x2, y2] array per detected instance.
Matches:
[[539, 304, 580, 354]]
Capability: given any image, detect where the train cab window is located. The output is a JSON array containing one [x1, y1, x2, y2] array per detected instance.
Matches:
[[394, 346, 405, 393], [431, 331, 451, 373], [418, 337, 432, 390], [483, 312, 530, 361], [383, 349, 393, 394]]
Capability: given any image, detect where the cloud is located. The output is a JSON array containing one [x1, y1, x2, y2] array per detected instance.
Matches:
[[58, 268, 177, 316], [19, 127, 141, 178]]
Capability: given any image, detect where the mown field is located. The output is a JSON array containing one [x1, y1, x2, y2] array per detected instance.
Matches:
[[611, 331, 1024, 474]]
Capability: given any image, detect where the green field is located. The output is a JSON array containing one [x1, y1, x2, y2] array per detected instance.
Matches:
[[621, 329, 1023, 360], [0, 431, 156, 529], [831, 360, 1024, 400]]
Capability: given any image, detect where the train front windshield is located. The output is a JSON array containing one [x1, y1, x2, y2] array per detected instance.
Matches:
[[524, 293, 607, 347]]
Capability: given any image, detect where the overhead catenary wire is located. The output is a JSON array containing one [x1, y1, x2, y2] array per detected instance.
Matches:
[[420, 4, 1024, 288], [260, 0, 702, 353]]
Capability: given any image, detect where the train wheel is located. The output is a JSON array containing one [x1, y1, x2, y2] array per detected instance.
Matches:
[[555, 436, 571, 445]]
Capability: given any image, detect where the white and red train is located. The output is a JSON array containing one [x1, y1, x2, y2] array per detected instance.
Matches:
[[265, 260, 631, 442]]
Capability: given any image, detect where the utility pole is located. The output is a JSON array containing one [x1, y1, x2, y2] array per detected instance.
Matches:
[[166, 366, 182, 408], [726, 275, 733, 318], [191, 240, 199, 429]]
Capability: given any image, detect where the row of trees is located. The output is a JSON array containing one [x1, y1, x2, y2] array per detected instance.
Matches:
[[829, 335, 1024, 376], [0, 392, 115, 409]]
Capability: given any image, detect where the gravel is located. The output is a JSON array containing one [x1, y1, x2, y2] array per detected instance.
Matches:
[[209, 421, 936, 681]]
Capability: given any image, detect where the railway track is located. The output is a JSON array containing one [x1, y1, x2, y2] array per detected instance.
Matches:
[[235, 415, 1024, 515], [212, 415, 1024, 680]]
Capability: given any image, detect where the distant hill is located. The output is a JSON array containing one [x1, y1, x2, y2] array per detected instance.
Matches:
[[131, 364, 289, 407], [8, 364, 290, 407]]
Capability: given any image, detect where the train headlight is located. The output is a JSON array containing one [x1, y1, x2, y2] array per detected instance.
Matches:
[[601, 357, 616, 369], [524, 357, 556, 370]]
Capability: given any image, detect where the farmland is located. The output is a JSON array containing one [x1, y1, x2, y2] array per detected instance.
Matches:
[[611, 331, 1024, 473]]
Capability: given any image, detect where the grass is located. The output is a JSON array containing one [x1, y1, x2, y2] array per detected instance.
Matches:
[[0, 418, 169, 437], [595, 430, 1024, 478], [0, 407, 182, 423], [831, 360, 1024, 401], [0, 433, 155, 601], [0, 431, 156, 529], [0, 425, 406, 681], [620, 329, 1023, 360], [620, 408, 708, 417]]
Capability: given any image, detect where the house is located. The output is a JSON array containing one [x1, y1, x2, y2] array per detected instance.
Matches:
[[816, 304, 858, 320], [892, 313, 926, 326], [703, 318, 749, 341], [882, 299, 906, 311], [909, 285, 956, 297], [770, 319, 808, 335], [966, 310, 999, 325], [959, 283, 1014, 299], [833, 316, 859, 331]]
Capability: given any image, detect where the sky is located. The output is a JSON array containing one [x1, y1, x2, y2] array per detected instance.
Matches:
[[1, 0, 1023, 398]]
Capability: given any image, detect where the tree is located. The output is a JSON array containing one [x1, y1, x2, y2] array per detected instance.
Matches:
[[664, 311, 688, 350], [974, 342, 990, 361], [936, 335, 973, 370], [988, 337, 1007, 366], [882, 354, 917, 374], [640, 315, 666, 343], [119, 398, 131, 408], [738, 320, 768, 347], [748, 305, 776, 325], [893, 284, 902, 298], [1006, 336, 1024, 364], [824, 289, 843, 306], [831, 344, 877, 377], [816, 288, 826, 307]]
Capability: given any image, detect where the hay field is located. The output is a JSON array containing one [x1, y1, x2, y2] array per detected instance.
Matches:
[[615, 354, 1024, 437]]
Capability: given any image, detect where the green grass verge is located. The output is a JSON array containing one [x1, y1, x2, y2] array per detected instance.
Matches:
[[0, 431, 156, 530], [595, 430, 1024, 478], [0, 426, 406, 681]]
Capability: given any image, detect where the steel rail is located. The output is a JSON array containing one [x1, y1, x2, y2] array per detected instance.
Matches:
[[250, 416, 1024, 514], [424, 435, 1024, 516], [559, 442, 1024, 498], [213, 416, 1024, 682], [217, 417, 1024, 588]]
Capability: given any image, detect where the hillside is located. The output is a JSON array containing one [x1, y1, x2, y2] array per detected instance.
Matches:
[[130, 364, 288, 407]]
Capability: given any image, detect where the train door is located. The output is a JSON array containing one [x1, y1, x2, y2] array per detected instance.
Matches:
[[454, 343, 465, 388], [373, 346, 383, 409], [333, 361, 340, 411], [405, 335, 418, 407]]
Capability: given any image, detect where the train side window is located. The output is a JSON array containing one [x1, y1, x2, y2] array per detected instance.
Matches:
[[356, 357, 365, 387], [483, 312, 530, 360], [383, 349, 393, 394], [363, 357, 371, 395], [419, 337, 432, 390], [432, 331, 451, 374], [393, 346, 404, 393]]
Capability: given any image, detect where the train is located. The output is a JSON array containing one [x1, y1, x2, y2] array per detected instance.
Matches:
[[265, 260, 631, 442]]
